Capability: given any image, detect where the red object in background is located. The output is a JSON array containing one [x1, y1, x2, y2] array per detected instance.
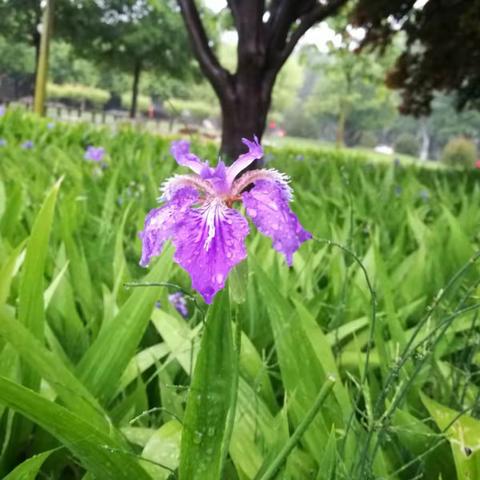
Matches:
[[269, 120, 276, 129], [476, 159, 480, 169]]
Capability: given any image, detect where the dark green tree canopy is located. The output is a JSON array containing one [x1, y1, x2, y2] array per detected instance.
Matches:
[[55, 0, 199, 116], [352, 0, 480, 115], [57, 0, 193, 78], [0, 0, 42, 49]]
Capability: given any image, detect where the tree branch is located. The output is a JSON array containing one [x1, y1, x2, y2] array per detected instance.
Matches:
[[176, 0, 231, 96], [226, 0, 240, 29], [235, 0, 266, 70], [267, 0, 298, 52], [272, 0, 348, 71]]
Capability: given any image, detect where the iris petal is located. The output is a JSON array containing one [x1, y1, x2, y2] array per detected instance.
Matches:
[[172, 199, 249, 304], [242, 180, 311, 265], [200, 160, 229, 194], [139, 187, 198, 267], [170, 140, 208, 174], [225, 136, 264, 186]]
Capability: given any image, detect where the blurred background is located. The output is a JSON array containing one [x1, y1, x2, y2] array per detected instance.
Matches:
[[1, 0, 479, 165]]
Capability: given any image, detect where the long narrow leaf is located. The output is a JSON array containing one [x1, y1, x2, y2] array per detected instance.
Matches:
[[18, 179, 61, 390], [179, 289, 236, 480], [0, 376, 152, 480], [77, 247, 172, 403]]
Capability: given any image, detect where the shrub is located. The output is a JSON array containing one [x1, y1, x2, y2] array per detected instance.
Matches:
[[441, 136, 477, 168], [120, 92, 151, 112], [394, 133, 420, 157], [358, 131, 377, 149], [164, 98, 220, 122], [47, 83, 109, 108]]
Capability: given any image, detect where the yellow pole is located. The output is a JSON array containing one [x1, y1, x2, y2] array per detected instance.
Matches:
[[34, 0, 55, 116]]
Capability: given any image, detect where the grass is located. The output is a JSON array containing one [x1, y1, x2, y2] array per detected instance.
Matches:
[[268, 134, 434, 166], [0, 107, 480, 479]]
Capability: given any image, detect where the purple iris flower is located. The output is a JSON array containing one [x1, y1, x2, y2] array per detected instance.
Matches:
[[169, 292, 189, 317], [21, 140, 34, 149], [139, 137, 312, 303], [84, 145, 105, 162]]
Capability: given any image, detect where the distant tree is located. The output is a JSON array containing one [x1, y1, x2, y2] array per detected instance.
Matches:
[[0, 36, 35, 77], [0, 0, 42, 60], [352, 0, 480, 115], [177, 0, 349, 160], [57, 0, 198, 117], [388, 94, 480, 160], [49, 41, 100, 87], [283, 36, 397, 145], [320, 33, 395, 146], [0, 0, 42, 82], [0, 36, 35, 99]]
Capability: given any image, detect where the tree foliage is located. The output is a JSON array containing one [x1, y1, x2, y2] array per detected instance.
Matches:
[[55, 0, 198, 116], [282, 37, 397, 145], [0, 0, 42, 53], [352, 0, 480, 115]]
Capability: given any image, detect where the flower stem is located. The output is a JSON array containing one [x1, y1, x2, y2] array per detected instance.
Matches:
[[221, 303, 242, 467], [256, 375, 337, 480]]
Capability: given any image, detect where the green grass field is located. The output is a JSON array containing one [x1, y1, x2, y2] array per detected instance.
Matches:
[[0, 108, 479, 479], [268, 135, 433, 166]]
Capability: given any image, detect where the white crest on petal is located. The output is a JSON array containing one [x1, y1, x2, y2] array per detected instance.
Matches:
[[231, 168, 293, 200], [159, 174, 216, 202], [199, 199, 225, 251]]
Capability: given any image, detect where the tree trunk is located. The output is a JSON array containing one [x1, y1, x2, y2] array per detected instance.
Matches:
[[34, 0, 55, 116], [419, 117, 430, 161], [219, 67, 274, 164], [130, 60, 142, 119], [176, 0, 349, 164], [336, 104, 346, 148], [32, 30, 41, 97]]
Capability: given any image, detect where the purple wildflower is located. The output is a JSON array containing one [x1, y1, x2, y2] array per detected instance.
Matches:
[[139, 137, 311, 303], [0, 139, 6, 147], [419, 189, 430, 201], [84, 145, 105, 162], [169, 292, 189, 317], [0, 105, 5, 117], [21, 140, 34, 149]]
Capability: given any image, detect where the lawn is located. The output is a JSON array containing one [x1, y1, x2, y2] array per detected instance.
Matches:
[[268, 134, 434, 166], [0, 108, 479, 479]]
